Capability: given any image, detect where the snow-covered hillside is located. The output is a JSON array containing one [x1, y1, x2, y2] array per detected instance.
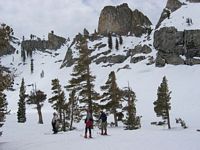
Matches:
[[1, 32, 200, 150], [1, 1, 200, 150]]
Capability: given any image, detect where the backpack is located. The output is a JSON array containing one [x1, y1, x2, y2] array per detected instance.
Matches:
[[100, 113, 107, 122]]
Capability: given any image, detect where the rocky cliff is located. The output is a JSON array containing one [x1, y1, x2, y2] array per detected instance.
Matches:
[[98, 3, 152, 37], [154, 27, 200, 67], [21, 32, 66, 52]]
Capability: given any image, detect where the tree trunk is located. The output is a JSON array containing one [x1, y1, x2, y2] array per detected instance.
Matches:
[[70, 99, 74, 130], [113, 109, 118, 127], [37, 105, 43, 124], [166, 108, 171, 129], [86, 65, 92, 114], [62, 110, 66, 131], [59, 108, 62, 123]]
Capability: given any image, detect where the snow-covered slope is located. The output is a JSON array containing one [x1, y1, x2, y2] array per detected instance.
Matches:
[[1, 1, 200, 150], [159, 2, 200, 30], [1, 31, 200, 149], [0, 43, 71, 113]]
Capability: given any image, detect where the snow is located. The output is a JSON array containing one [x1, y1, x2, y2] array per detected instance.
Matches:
[[1, 1, 200, 150], [159, 3, 200, 31], [1, 40, 200, 149], [1, 112, 200, 150]]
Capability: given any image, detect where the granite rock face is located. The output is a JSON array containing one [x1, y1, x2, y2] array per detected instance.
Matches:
[[98, 3, 152, 37], [21, 33, 66, 52], [154, 27, 200, 66]]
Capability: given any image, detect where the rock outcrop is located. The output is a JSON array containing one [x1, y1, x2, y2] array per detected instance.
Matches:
[[127, 45, 152, 57], [156, 0, 183, 29], [154, 27, 200, 66], [21, 33, 66, 52], [98, 3, 152, 37]]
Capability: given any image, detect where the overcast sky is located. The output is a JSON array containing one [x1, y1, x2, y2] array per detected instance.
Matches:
[[0, 0, 167, 39]]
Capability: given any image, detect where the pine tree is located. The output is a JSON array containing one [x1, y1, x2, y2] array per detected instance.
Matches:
[[119, 35, 123, 45], [108, 33, 113, 49], [17, 78, 27, 123], [66, 37, 99, 116], [27, 88, 46, 124], [115, 38, 119, 50], [153, 76, 171, 129], [122, 85, 140, 130], [100, 71, 122, 127], [49, 78, 66, 129]]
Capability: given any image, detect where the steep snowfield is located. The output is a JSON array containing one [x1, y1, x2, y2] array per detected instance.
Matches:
[[159, 2, 200, 30]]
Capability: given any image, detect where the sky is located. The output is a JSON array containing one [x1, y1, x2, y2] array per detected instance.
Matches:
[[0, 0, 167, 39]]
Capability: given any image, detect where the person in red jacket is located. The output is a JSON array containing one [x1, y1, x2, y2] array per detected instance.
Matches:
[[84, 109, 93, 138]]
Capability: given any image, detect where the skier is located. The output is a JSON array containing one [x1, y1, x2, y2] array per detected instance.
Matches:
[[84, 109, 93, 138], [52, 112, 59, 134], [99, 110, 107, 135]]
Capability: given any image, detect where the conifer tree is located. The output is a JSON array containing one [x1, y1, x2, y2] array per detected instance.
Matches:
[[66, 37, 99, 116], [122, 85, 140, 130], [100, 71, 122, 127], [108, 33, 113, 49], [49, 79, 65, 120], [153, 76, 171, 129], [17, 78, 27, 123], [27, 88, 46, 124], [115, 38, 119, 50]]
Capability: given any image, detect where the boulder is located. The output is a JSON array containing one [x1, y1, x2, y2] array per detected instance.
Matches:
[[95, 54, 127, 64], [127, 44, 152, 57], [130, 56, 146, 63]]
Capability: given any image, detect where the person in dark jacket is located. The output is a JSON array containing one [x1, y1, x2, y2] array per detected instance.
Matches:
[[84, 109, 93, 138], [52, 112, 59, 134], [99, 110, 107, 135]]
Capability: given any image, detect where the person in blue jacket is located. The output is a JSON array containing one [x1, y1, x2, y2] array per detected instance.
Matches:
[[99, 110, 107, 135]]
